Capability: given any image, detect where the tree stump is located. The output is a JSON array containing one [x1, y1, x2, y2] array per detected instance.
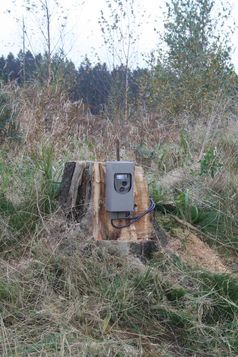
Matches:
[[59, 161, 157, 255]]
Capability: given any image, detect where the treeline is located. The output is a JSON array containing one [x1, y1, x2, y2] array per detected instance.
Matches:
[[0, 51, 149, 115], [1, 0, 238, 118], [1, 47, 238, 118]]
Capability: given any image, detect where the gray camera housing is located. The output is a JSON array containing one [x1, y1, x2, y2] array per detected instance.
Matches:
[[105, 161, 135, 215]]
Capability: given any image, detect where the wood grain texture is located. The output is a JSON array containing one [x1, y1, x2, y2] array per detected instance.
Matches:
[[60, 161, 155, 242]]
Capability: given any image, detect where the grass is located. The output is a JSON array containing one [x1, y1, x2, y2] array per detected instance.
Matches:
[[1, 241, 237, 356], [0, 143, 62, 258], [0, 84, 238, 355]]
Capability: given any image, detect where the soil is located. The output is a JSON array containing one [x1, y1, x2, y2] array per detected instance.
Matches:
[[166, 227, 229, 273]]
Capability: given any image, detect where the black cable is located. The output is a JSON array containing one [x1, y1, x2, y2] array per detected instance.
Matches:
[[111, 198, 156, 229]]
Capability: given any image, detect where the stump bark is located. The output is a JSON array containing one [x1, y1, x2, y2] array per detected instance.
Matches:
[[59, 161, 156, 245]]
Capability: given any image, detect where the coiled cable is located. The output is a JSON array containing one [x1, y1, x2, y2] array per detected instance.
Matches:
[[111, 198, 156, 229]]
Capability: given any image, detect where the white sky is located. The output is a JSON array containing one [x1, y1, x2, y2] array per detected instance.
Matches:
[[0, 0, 238, 71]]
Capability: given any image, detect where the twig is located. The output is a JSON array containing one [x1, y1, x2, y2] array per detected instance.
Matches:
[[171, 214, 204, 236], [116, 138, 120, 161]]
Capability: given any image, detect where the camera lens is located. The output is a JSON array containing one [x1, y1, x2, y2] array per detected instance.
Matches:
[[119, 187, 125, 192], [122, 181, 127, 186]]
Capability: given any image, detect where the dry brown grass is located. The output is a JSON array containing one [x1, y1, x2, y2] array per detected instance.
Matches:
[[1, 84, 238, 356]]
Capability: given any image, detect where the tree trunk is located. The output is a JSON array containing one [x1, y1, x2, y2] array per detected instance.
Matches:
[[59, 161, 156, 245]]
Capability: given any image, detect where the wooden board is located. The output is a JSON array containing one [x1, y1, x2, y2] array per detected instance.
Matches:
[[59, 161, 155, 242]]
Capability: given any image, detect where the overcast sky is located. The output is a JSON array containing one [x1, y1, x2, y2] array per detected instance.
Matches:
[[0, 0, 238, 71]]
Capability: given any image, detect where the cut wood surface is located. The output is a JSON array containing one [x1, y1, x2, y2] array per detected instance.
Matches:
[[59, 161, 155, 242]]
